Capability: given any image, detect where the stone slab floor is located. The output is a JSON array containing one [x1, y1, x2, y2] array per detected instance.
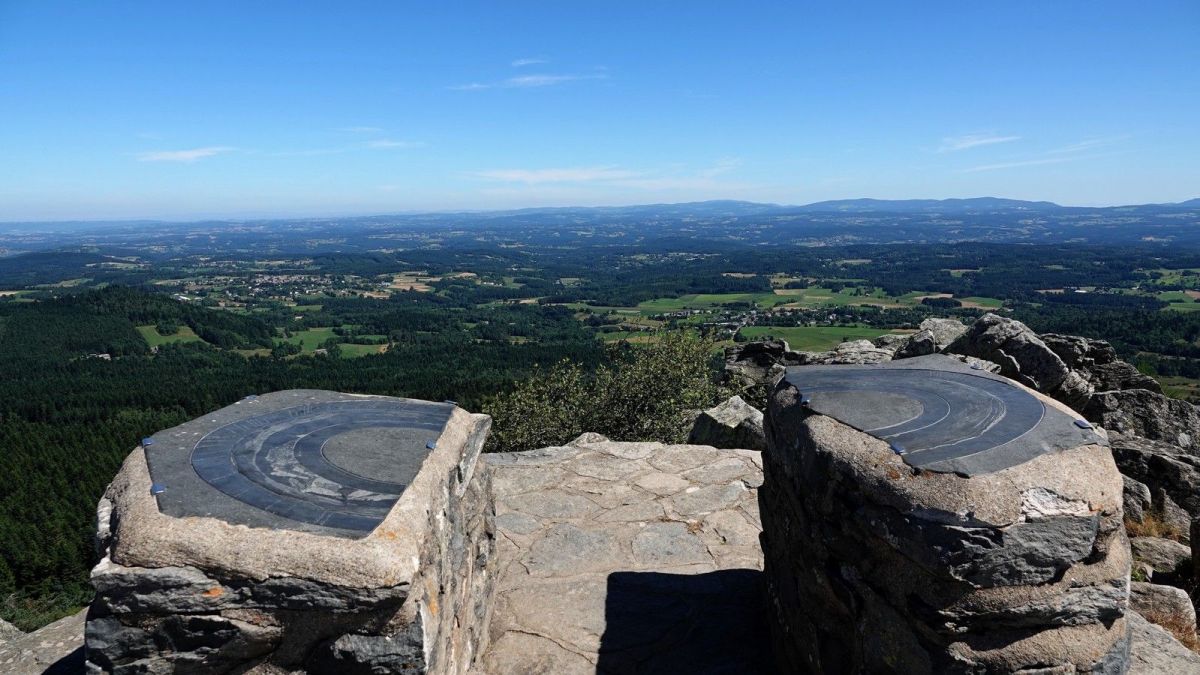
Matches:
[[6, 434, 1199, 673], [478, 435, 773, 675]]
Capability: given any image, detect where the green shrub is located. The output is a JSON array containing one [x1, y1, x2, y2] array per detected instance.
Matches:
[[484, 332, 728, 453]]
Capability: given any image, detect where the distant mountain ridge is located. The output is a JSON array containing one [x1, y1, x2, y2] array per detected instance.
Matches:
[[4, 196, 1200, 230], [2, 196, 1200, 254], [792, 197, 1063, 213]]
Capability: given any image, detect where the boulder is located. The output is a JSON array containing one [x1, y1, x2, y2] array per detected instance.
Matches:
[[1127, 611, 1200, 674], [1130, 582, 1198, 637], [1130, 537, 1192, 582], [1087, 391, 1200, 453], [946, 314, 1093, 409], [919, 317, 970, 348], [793, 339, 894, 365], [1043, 334, 1162, 394], [760, 367, 1130, 673], [1091, 362, 1164, 394], [872, 333, 910, 352], [0, 618, 22, 644], [687, 395, 765, 450], [891, 318, 969, 360], [1110, 434, 1200, 525], [724, 340, 796, 382], [1042, 333, 1119, 371], [1124, 475, 1153, 524], [894, 329, 939, 359], [1156, 493, 1194, 545]]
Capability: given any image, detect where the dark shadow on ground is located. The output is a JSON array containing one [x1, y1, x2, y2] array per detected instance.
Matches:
[[43, 646, 84, 675], [597, 569, 776, 674]]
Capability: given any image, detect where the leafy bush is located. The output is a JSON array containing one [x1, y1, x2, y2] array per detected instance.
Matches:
[[484, 332, 728, 453]]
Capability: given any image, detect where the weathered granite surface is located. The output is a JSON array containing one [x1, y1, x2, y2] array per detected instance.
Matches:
[[1112, 433, 1200, 521], [761, 372, 1132, 673], [85, 391, 495, 674], [1124, 475, 1153, 524], [1128, 612, 1200, 673], [1130, 537, 1191, 583], [1088, 390, 1200, 452], [687, 395, 765, 450], [479, 435, 772, 674], [1, 617, 24, 643], [1042, 334, 1163, 395], [1130, 582, 1198, 636], [0, 610, 85, 675], [894, 317, 967, 359], [946, 313, 1097, 409]]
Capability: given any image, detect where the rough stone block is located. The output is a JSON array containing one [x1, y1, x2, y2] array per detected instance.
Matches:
[[85, 390, 496, 674], [760, 360, 1130, 673], [687, 395, 765, 450]]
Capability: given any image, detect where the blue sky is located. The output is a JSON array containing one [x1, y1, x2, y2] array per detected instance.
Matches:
[[1, 1, 1197, 220]]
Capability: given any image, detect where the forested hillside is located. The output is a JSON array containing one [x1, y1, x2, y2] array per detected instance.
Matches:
[[0, 287, 603, 629]]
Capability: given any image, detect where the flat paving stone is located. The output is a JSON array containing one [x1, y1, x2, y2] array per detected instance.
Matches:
[[634, 471, 691, 496], [504, 489, 601, 520], [670, 483, 747, 517], [632, 522, 713, 568], [0, 610, 86, 675], [483, 437, 771, 674]]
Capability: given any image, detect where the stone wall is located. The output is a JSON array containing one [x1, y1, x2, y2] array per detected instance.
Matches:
[[759, 377, 1131, 673], [85, 399, 496, 674]]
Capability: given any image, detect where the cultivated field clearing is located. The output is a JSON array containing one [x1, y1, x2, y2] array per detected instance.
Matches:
[[738, 325, 909, 351], [136, 325, 205, 348]]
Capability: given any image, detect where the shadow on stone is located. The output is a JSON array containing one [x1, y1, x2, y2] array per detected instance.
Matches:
[[597, 569, 775, 674], [43, 646, 85, 675]]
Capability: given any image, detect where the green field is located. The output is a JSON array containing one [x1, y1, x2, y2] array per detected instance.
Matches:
[[277, 327, 388, 357], [633, 287, 1007, 314], [960, 296, 1004, 309], [1157, 375, 1200, 401], [1156, 291, 1200, 312], [280, 327, 339, 351], [338, 342, 388, 357], [1145, 268, 1200, 288], [136, 324, 205, 348], [738, 325, 905, 351], [636, 287, 906, 312], [636, 293, 787, 311]]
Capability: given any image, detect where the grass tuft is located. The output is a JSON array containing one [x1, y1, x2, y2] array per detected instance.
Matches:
[[1126, 513, 1188, 542], [1141, 608, 1200, 653]]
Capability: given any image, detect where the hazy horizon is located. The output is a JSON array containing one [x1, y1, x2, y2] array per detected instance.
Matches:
[[2, 195, 1198, 227], [1, 1, 1197, 220]]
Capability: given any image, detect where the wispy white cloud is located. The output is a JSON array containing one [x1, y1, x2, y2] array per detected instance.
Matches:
[[367, 139, 424, 149], [472, 166, 640, 184], [137, 146, 235, 162], [959, 135, 1127, 172], [1046, 135, 1130, 154], [960, 156, 1084, 173], [938, 133, 1021, 153], [511, 58, 547, 67], [338, 126, 383, 133], [450, 72, 607, 91]]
